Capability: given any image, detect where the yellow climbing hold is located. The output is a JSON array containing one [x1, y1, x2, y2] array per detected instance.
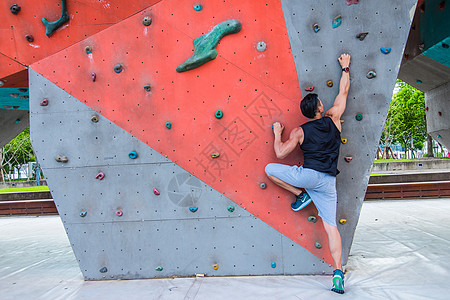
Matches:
[[212, 264, 219, 270], [339, 219, 347, 225], [341, 138, 347, 144], [211, 152, 220, 158]]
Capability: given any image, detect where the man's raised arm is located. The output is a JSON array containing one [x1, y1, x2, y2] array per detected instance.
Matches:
[[325, 54, 351, 128]]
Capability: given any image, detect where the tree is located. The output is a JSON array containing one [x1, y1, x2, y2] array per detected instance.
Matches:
[[0, 127, 36, 182], [382, 80, 426, 158]]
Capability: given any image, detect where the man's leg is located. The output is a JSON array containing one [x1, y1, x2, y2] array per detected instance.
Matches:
[[267, 175, 302, 196], [322, 222, 342, 270]]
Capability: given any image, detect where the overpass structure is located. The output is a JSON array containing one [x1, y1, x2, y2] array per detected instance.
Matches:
[[0, 0, 441, 280]]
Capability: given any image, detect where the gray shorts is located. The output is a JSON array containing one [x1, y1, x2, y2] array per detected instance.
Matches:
[[265, 163, 337, 227]]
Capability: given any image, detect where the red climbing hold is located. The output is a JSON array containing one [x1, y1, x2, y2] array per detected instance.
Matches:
[[96, 172, 105, 180], [305, 86, 314, 92], [438, 111, 442, 116], [153, 188, 160, 195], [346, 0, 359, 5], [40, 99, 49, 106], [344, 157, 353, 162], [425, 107, 429, 111]]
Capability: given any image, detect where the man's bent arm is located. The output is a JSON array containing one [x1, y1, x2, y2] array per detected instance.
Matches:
[[273, 127, 303, 159]]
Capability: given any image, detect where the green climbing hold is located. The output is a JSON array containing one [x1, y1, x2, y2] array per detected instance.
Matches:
[[366, 70, 376, 79], [227, 205, 235, 212], [176, 19, 241, 72], [155, 266, 163, 271], [193, 4, 203, 11], [308, 216, 317, 223], [42, 0, 69, 37], [332, 15, 342, 29], [165, 121, 172, 129], [215, 110, 223, 119], [355, 113, 363, 121], [315, 242, 322, 249]]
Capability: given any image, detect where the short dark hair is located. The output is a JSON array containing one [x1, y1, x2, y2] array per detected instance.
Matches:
[[300, 93, 320, 118]]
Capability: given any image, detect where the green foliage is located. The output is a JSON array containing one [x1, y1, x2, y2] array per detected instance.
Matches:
[[1, 127, 36, 174], [383, 80, 426, 156], [0, 186, 49, 193]]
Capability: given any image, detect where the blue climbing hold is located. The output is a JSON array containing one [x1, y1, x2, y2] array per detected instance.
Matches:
[[332, 15, 342, 29], [128, 151, 138, 159], [165, 121, 172, 129], [193, 4, 203, 11], [271, 262, 276, 268], [380, 47, 391, 54], [312, 23, 320, 33], [416, 80, 423, 84], [189, 207, 198, 213], [80, 211, 87, 217]]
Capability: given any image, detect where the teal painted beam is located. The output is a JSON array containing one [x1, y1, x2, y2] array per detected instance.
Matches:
[[0, 88, 29, 111], [423, 36, 450, 68]]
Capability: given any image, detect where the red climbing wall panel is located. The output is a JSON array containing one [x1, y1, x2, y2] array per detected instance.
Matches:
[[32, 0, 332, 264], [0, 0, 161, 80]]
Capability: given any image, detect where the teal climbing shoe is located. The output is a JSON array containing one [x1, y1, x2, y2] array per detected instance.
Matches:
[[291, 191, 311, 211], [331, 269, 345, 294]]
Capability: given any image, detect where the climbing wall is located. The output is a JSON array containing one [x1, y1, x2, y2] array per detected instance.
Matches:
[[26, 0, 416, 280], [280, 0, 417, 262], [29, 69, 331, 279]]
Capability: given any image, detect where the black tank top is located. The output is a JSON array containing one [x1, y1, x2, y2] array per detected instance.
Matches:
[[300, 117, 341, 176]]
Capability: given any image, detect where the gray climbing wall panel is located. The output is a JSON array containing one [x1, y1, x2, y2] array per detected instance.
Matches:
[[425, 81, 450, 149], [280, 0, 417, 263], [29, 69, 332, 280]]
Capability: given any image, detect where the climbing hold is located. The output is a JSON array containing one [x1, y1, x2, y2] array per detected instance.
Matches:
[[256, 41, 267, 52], [165, 121, 172, 129], [128, 151, 138, 159], [79, 211, 87, 217], [332, 15, 342, 29], [416, 80, 423, 84], [15, 119, 21, 123], [144, 84, 151, 92], [99, 267, 108, 273], [40, 99, 49, 106], [115, 210, 123, 217], [211, 152, 220, 158], [25, 35, 34, 43], [176, 19, 241, 72], [153, 188, 160, 195], [227, 205, 235, 213], [189, 207, 198, 213], [380, 47, 391, 55], [0, 81, 4, 87], [305, 86, 314, 92], [271, 262, 276, 268], [355, 113, 363, 121], [96, 172, 105, 180], [91, 115, 99, 123], [10, 93, 19, 98], [442, 43, 449, 49], [212, 264, 219, 270], [85, 45, 93, 54], [326, 80, 333, 87], [155, 266, 163, 271], [114, 64, 123, 73], [142, 16, 152, 26], [42, 0, 69, 37], [356, 32, 369, 41], [344, 157, 352, 162], [10, 4, 21, 15], [193, 4, 203, 11], [366, 70, 377, 79], [260, 182, 267, 189], [425, 106, 429, 111], [215, 110, 223, 119], [312, 23, 320, 33], [341, 138, 347, 144], [346, 0, 359, 5], [340, 120, 345, 124], [438, 111, 442, 116], [308, 216, 317, 223], [55, 155, 68, 163], [339, 219, 347, 225], [437, 135, 442, 139], [315, 242, 322, 249], [418, 43, 425, 52], [91, 73, 96, 82], [440, 1, 446, 10]]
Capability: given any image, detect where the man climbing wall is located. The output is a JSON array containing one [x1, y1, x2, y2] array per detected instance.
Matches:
[[266, 53, 351, 294]]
